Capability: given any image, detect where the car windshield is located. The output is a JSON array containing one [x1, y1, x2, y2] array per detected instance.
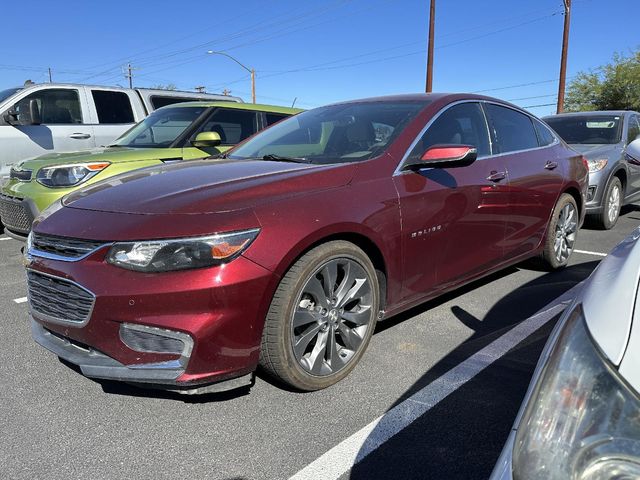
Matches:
[[0, 87, 22, 104], [545, 114, 623, 145], [228, 100, 430, 164], [113, 106, 207, 148]]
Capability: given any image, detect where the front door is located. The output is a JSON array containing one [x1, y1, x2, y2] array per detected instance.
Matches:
[[394, 101, 509, 302]]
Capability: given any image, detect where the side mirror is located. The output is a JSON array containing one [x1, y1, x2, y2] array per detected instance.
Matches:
[[192, 131, 221, 148], [404, 144, 477, 170], [626, 139, 640, 165], [3, 108, 19, 125], [29, 99, 41, 125]]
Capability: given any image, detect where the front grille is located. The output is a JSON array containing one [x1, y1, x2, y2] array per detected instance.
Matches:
[[9, 168, 32, 181], [0, 194, 33, 234], [32, 233, 107, 259], [27, 270, 95, 324]]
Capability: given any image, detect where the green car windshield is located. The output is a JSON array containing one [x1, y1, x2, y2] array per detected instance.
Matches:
[[113, 106, 207, 148], [228, 101, 430, 164]]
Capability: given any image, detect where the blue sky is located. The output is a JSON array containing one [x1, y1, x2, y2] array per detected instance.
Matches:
[[1, 0, 637, 117]]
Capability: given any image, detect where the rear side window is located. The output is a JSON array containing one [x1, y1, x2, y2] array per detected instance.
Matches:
[[151, 96, 202, 109], [627, 115, 640, 145], [408, 102, 491, 161], [485, 104, 538, 153], [265, 113, 290, 126], [195, 108, 259, 145], [14, 88, 82, 124], [91, 90, 134, 124], [534, 119, 557, 147]]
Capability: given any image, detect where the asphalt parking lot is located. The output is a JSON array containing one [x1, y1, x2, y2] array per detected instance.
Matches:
[[1, 207, 639, 480]]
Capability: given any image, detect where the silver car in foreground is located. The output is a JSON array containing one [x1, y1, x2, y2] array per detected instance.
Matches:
[[491, 223, 640, 478], [544, 111, 640, 229]]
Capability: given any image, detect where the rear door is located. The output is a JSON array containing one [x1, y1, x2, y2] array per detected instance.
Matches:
[[483, 103, 565, 260], [88, 88, 141, 148], [394, 101, 509, 299], [1, 86, 95, 172]]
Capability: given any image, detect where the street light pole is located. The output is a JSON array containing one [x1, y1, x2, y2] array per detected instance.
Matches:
[[207, 50, 256, 103]]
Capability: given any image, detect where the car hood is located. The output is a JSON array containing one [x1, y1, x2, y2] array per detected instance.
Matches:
[[581, 227, 640, 393], [15, 147, 181, 171], [569, 143, 622, 158], [63, 158, 354, 215]]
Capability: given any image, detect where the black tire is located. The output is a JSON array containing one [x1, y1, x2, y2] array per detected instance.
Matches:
[[541, 193, 579, 270], [259, 241, 380, 391], [593, 177, 622, 230]]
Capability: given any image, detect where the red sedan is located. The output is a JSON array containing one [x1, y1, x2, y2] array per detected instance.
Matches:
[[25, 94, 588, 393]]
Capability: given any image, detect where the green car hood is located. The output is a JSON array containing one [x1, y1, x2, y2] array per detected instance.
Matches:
[[17, 147, 187, 171]]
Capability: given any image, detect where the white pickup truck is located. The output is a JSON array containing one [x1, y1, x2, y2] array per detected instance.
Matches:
[[0, 83, 242, 177]]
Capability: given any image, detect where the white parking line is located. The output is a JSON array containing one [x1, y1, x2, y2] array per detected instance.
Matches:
[[13, 297, 27, 304], [0, 237, 11, 241], [289, 284, 581, 480], [574, 249, 608, 257]]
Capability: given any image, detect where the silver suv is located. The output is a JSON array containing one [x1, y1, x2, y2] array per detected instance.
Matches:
[[544, 110, 640, 229]]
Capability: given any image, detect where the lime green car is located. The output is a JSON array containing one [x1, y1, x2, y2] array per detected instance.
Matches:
[[0, 101, 301, 239]]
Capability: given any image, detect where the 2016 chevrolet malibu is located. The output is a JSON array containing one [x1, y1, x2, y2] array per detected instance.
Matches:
[[25, 94, 588, 393]]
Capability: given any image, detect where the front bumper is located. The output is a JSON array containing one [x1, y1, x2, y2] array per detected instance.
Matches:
[[32, 320, 253, 394], [28, 243, 277, 393]]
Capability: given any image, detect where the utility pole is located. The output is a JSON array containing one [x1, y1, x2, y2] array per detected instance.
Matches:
[[48, 67, 52, 83], [425, 0, 436, 93], [124, 63, 135, 89], [194, 86, 206, 93], [557, 0, 571, 113], [222, 89, 231, 96]]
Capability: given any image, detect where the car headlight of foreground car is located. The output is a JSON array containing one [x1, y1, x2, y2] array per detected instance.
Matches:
[[106, 228, 260, 272], [513, 305, 640, 479], [36, 162, 110, 187]]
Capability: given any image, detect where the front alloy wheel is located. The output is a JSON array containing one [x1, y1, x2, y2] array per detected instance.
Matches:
[[260, 241, 379, 391]]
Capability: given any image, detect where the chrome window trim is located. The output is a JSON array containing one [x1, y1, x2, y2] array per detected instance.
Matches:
[[27, 269, 96, 328], [393, 99, 559, 176]]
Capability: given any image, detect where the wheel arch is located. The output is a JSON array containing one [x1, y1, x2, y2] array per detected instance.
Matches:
[[271, 227, 390, 311]]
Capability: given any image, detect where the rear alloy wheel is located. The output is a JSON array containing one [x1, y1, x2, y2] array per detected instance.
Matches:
[[594, 177, 622, 230], [541, 193, 578, 269], [259, 241, 379, 391]]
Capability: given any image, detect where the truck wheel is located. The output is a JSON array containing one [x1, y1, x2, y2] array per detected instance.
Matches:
[[594, 177, 622, 230], [259, 241, 379, 391], [541, 193, 578, 270]]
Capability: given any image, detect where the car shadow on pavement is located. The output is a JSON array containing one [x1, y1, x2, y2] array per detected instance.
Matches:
[[349, 260, 599, 480]]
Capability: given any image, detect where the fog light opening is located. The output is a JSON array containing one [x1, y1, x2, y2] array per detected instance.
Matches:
[[119, 323, 193, 367]]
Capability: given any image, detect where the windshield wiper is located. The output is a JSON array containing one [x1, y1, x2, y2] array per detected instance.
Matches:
[[262, 154, 312, 164], [106, 144, 125, 148]]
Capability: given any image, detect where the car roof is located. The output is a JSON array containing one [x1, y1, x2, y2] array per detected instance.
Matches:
[[155, 101, 303, 114], [543, 110, 638, 119]]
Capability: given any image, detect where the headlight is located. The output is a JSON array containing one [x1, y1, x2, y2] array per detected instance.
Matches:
[[36, 162, 110, 187], [587, 158, 608, 173], [513, 306, 640, 479], [106, 228, 260, 272]]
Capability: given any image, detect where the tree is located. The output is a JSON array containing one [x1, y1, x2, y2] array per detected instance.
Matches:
[[565, 48, 640, 112], [149, 84, 177, 91]]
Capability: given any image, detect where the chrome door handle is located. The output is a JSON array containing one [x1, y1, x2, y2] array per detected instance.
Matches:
[[544, 161, 558, 170], [69, 133, 91, 139], [486, 171, 506, 182]]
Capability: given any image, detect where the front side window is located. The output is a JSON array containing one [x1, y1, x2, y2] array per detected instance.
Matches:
[[627, 115, 640, 145], [407, 102, 491, 162], [485, 103, 538, 153], [14, 88, 82, 124], [545, 114, 623, 145], [194, 108, 259, 145], [113, 106, 206, 148], [229, 101, 430, 164], [92, 90, 134, 124]]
